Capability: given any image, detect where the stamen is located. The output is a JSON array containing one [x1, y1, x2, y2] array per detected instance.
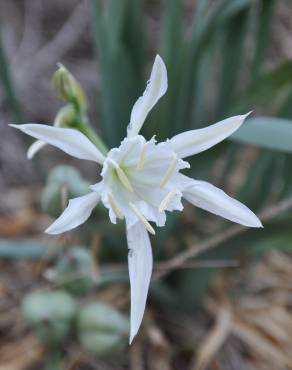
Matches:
[[136, 142, 148, 170], [129, 202, 155, 235], [160, 158, 177, 188], [109, 159, 134, 192], [108, 193, 124, 220], [159, 190, 177, 213]]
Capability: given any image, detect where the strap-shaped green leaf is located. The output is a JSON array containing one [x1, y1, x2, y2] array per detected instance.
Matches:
[[0, 28, 22, 122], [251, 0, 275, 80], [231, 117, 292, 153], [231, 62, 292, 113]]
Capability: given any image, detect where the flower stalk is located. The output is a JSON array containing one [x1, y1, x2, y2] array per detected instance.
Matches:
[[71, 116, 108, 156]]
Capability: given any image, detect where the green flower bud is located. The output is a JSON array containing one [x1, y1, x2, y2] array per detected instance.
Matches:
[[41, 165, 90, 217], [53, 64, 87, 113], [54, 104, 76, 128], [21, 290, 76, 345], [77, 303, 129, 355], [55, 246, 96, 296]]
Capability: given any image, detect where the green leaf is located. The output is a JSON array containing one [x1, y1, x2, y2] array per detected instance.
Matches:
[[279, 153, 292, 198], [158, 0, 183, 139], [253, 231, 292, 256], [216, 6, 249, 117], [251, 0, 275, 80], [237, 149, 276, 207], [0, 240, 52, 259], [174, 0, 251, 133], [231, 62, 292, 113], [278, 88, 292, 119], [105, 0, 129, 50], [91, 0, 140, 147], [0, 28, 23, 122], [217, 0, 250, 21], [124, 0, 145, 79], [230, 117, 292, 153]]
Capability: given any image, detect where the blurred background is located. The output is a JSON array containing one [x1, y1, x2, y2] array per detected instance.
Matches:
[[1, 0, 292, 369]]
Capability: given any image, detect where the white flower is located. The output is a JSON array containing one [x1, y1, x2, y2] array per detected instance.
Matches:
[[10, 55, 262, 343]]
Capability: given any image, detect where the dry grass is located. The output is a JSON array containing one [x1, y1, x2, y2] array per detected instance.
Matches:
[[192, 251, 292, 370]]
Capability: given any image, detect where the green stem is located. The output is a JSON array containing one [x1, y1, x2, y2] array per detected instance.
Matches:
[[45, 348, 63, 370], [75, 119, 109, 156]]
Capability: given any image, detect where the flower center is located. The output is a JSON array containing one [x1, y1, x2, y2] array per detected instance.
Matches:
[[100, 136, 189, 229]]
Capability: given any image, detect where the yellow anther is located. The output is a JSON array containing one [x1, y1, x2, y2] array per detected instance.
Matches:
[[160, 158, 177, 188], [159, 190, 177, 213], [108, 193, 124, 220], [109, 159, 134, 192], [129, 202, 156, 235]]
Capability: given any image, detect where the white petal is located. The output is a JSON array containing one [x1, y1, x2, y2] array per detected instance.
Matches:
[[45, 192, 100, 234], [183, 178, 262, 227], [126, 222, 153, 343], [27, 140, 47, 159], [127, 55, 168, 138], [169, 113, 251, 158], [10, 124, 105, 164]]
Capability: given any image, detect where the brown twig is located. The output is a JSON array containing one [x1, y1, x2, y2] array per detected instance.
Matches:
[[153, 195, 292, 281]]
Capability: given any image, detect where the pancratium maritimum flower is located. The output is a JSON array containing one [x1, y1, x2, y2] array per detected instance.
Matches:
[[11, 55, 262, 343]]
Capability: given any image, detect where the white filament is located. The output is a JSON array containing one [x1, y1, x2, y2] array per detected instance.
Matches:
[[129, 202, 155, 235], [159, 189, 177, 212], [160, 158, 177, 188]]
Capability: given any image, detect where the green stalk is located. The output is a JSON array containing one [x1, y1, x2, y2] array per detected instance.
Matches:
[[75, 119, 109, 156]]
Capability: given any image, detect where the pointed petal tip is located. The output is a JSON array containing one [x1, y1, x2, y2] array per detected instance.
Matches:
[[244, 215, 263, 228], [9, 124, 21, 129], [155, 54, 167, 78], [127, 222, 153, 345], [155, 54, 164, 64], [254, 219, 263, 228], [10, 124, 105, 164], [129, 333, 135, 345], [246, 211, 262, 228], [242, 111, 253, 120], [129, 326, 138, 345], [44, 225, 57, 235], [234, 112, 252, 126], [126, 53, 168, 137], [45, 224, 69, 235]]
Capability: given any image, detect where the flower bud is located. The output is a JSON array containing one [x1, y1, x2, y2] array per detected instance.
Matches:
[[54, 104, 76, 128], [53, 64, 87, 113], [54, 246, 96, 296], [77, 303, 129, 355], [21, 290, 76, 345]]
